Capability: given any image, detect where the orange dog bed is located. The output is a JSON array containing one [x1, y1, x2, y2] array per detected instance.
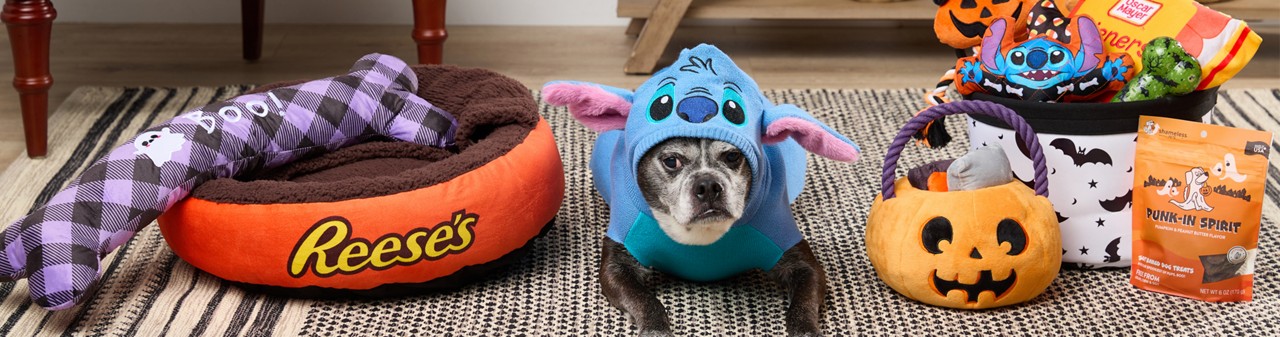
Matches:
[[157, 65, 564, 296]]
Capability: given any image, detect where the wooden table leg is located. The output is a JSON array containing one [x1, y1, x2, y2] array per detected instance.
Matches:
[[623, 0, 690, 74], [241, 0, 264, 61], [3, 0, 56, 158], [411, 0, 446, 65], [625, 18, 646, 36]]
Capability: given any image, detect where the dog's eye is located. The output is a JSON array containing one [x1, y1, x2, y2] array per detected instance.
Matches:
[[1011, 51, 1026, 66], [721, 151, 743, 166], [661, 155, 682, 170]]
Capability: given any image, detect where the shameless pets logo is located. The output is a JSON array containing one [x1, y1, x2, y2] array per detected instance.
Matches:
[[288, 210, 479, 277]]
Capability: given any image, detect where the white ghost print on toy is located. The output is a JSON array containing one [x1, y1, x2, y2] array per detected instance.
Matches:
[[133, 127, 187, 167]]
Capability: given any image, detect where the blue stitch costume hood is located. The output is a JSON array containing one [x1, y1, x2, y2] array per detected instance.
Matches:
[[544, 44, 860, 281]]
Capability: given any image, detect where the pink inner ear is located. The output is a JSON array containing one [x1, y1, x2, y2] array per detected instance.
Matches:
[[1075, 16, 1102, 73], [543, 83, 632, 132], [764, 117, 859, 162], [981, 19, 1008, 71]]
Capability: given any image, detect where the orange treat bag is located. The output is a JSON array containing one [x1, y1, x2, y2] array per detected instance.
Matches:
[[1070, 0, 1261, 90], [1131, 116, 1272, 302]]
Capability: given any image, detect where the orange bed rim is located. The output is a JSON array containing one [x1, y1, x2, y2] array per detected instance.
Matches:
[[159, 119, 563, 293], [157, 65, 565, 295]]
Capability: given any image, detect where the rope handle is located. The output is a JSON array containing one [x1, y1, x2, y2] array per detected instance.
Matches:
[[882, 100, 1049, 200]]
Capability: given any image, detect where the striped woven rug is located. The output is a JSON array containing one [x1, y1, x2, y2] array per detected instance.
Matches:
[[0, 87, 1276, 336]]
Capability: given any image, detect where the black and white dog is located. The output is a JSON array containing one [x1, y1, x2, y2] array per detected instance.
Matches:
[[544, 44, 860, 336]]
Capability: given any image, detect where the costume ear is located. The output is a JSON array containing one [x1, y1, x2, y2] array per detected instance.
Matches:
[[761, 104, 860, 162], [1074, 16, 1103, 73], [542, 81, 633, 132], [980, 19, 1008, 71]]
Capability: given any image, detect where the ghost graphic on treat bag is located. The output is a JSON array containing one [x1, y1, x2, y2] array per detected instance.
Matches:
[[132, 127, 187, 167], [1212, 153, 1248, 183]]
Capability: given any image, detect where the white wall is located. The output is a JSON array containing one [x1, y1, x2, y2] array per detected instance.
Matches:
[[53, 0, 629, 26]]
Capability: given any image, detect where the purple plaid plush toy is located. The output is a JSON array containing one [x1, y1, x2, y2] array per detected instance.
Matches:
[[0, 53, 458, 310]]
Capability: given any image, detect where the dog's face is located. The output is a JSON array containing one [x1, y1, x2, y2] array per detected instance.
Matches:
[[637, 137, 752, 246], [1189, 167, 1208, 185]]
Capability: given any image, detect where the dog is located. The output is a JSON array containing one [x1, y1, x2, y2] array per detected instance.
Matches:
[[544, 44, 860, 336], [636, 138, 752, 246], [1171, 167, 1213, 211]]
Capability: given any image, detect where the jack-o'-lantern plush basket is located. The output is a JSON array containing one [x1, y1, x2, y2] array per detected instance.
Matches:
[[866, 100, 1061, 309], [157, 65, 565, 297]]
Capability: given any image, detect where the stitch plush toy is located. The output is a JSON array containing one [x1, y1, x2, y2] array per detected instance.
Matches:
[[953, 3, 1135, 102], [0, 54, 457, 310], [544, 44, 858, 334]]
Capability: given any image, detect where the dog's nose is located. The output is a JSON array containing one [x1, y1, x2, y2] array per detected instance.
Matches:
[[677, 96, 718, 123], [693, 178, 723, 202]]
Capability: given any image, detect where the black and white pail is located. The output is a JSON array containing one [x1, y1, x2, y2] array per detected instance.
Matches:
[[965, 89, 1217, 269]]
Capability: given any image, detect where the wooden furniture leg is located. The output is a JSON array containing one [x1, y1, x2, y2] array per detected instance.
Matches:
[[625, 18, 645, 36], [623, 0, 690, 74], [3, 0, 56, 158], [241, 0, 264, 61], [410, 0, 446, 64]]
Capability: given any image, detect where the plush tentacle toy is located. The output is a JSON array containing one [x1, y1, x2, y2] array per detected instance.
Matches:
[[0, 53, 458, 310], [912, 68, 959, 148]]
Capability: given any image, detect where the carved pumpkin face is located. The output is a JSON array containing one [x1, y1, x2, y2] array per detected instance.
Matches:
[[933, 0, 1032, 49], [866, 179, 1061, 309]]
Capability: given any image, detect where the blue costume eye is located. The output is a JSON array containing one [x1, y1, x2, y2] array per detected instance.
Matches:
[[649, 83, 675, 122], [722, 88, 746, 125]]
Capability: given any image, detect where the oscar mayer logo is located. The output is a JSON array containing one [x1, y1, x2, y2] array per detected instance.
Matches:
[[288, 210, 478, 277], [1108, 0, 1162, 26]]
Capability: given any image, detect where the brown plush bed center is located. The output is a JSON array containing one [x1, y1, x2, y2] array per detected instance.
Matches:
[[290, 157, 430, 183], [191, 65, 540, 204]]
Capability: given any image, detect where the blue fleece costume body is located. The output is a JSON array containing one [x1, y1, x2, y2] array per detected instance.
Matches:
[[545, 45, 860, 282]]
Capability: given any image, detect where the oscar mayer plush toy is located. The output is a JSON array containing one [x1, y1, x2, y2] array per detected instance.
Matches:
[[953, 1, 1135, 102], [0, 53, 458, 310], [543, 44, 859, 335]]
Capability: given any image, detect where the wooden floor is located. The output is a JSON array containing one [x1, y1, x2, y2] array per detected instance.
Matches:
[[0, 23, 1277, 170]]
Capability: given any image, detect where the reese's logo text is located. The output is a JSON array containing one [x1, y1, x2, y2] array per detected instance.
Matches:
[[288, 210, 478, 277]]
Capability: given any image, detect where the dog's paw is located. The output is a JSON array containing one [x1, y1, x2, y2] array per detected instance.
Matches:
[[785, 317, 822, 337], [638, 329, 675, 337], [787, 328, 822, 337]]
